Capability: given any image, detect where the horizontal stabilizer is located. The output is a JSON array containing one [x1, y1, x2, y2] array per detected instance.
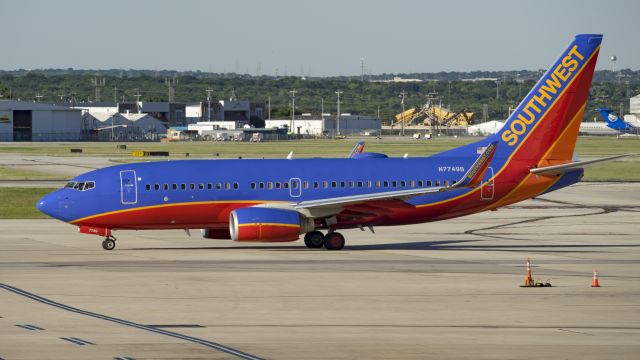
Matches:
[[530, 154, 635, 176]]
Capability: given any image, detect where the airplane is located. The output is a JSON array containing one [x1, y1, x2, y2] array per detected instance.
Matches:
[[37, 34, 628, 251]]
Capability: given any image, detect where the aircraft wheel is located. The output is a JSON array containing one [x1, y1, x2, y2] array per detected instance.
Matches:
[[304, 231, 324, 248], [323, 232, 345, 251], [102, 238, 116, 251]]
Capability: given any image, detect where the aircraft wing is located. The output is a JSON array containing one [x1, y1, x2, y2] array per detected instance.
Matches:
[[530, 153, 635, 176], [294, 141, 498, 213]]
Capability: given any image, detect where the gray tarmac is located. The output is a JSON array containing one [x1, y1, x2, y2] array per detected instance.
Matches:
[[1, 182, 639, 359]]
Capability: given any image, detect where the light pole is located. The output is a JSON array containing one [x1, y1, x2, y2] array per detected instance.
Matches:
[[335, 90, 343, 136], [290, 89, 297, 133], [399, 90, 407, 136], [206, 89, 214, 121]]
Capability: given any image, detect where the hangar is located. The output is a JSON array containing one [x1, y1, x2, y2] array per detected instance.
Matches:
[[0, 100, 84, 141]]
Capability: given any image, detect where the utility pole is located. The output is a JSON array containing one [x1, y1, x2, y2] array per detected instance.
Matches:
[[112, 86, 118, 103], [268, 96, 271, 121], [335, 90, 343, 136], [399, 90, 408, 136], [91, 77, 105, 102], [290, 88, 297, 132], [495, 80, 501, 100], [165, 77, 178, 102], [35, 93, 43, 102], [205, 89, 214, 121], [134, 88, 142, 113], [360, 57, 365, 82]]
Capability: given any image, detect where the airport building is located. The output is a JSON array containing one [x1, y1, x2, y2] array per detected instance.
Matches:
[[186, 100, 265, 123], [74, 102, 186, 126], [86, 112, 167, 141], [265, 114, 381, 136], [0, 100, 84, 141]]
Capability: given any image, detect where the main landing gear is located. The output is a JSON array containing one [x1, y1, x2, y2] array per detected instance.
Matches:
[[304, 231, 345, 251], [101, 236, 117, 251]]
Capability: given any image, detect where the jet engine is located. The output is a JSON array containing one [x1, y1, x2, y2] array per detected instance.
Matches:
[[230, 207, 314, 242]]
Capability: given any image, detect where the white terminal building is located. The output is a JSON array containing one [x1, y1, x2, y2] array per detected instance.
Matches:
[[265, 114, 381, 136]]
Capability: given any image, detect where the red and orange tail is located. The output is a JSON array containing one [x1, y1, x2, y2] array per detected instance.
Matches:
[[490, 34, 602, 167]]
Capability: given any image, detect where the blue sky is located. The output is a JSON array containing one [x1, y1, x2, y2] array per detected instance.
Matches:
[[2, 0, 638, 75]]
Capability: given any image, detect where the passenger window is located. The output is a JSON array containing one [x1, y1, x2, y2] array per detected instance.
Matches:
[[444, 180, 449, 186], [217, 183, 223, 190], [259, 182, 265, 189], [410, 180, 415, 187], [427, 180, 432, 187], [340, 181, 346, 188], [268, 182, 273, 190], [314, 181, 319, 189], [392, 181, 397, 187], [173, 183, 178, 190], [435, 180, 440, 186], [357, 181, 363, 188], [383, 181, 389, 187], [233, 183, 239, 189], [283, 182, 289, 189], [199, 183, 204, 190], [225, 182, 231, 190], [154, 184, 160, 190], [251, 182, 256, 189], [418, 180, 423, 187], [190, 183, 195, 190], [366, 180, 372, 188], [207, 183, 212, 190], [292, 181, 299, 189], [375, 180, 381, 188], [181, 183, 186, 190], [145, 184, 151, 191], [163, 183, 169, 190], [331, 181, 337, 188], [303, 181, 309, 189], [349, 181, 355, 188], [275, 182, 281, 189], [400, 181, 406, 187], [322, 181, 328, 189]]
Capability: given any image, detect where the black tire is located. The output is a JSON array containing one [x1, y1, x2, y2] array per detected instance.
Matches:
[[304, 231, 324, 248], [323, 232, 345, 250], [102, 238, 116, 251]]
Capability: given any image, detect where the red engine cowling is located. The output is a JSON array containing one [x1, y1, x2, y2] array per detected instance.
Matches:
[[230, 207, 314, 242], [200, 228, 231, 239]]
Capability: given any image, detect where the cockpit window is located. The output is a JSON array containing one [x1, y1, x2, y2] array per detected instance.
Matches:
[[63, 181, 95, 191]]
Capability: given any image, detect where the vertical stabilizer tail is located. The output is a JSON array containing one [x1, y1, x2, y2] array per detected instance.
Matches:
[[489, 34, 602, 165]]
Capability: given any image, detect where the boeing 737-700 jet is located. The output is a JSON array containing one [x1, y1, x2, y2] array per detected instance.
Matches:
[[37, 34, 626, 251]]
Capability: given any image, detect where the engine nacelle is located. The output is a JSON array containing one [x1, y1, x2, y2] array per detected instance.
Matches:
[[201, 228, 231, 239], [230, 207, 314, 242]]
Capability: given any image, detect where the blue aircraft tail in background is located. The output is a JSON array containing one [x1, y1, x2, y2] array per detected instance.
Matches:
[[597, 108, 633, 131]]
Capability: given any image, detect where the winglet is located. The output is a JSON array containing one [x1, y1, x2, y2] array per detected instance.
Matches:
[[348, 141, 365, 158], [453, 141, 498, 188]]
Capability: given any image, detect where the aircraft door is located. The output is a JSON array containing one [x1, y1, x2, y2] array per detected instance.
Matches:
[[480, 167, 494, 201], [120, 170, 138, 204], [289, 178, 302, 198]]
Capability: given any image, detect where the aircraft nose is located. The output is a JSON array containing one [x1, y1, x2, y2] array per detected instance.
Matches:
[[37, 192, 58, 218]]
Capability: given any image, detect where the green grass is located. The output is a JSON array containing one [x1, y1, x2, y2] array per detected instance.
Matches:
[[582, 160, 640, 181], [0, 166, 61, 180], [0, 188, 55, 219]]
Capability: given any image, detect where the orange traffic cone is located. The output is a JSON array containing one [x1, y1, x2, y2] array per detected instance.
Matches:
[[524, 258, 534, 287], [591, 270, 600, 287]]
